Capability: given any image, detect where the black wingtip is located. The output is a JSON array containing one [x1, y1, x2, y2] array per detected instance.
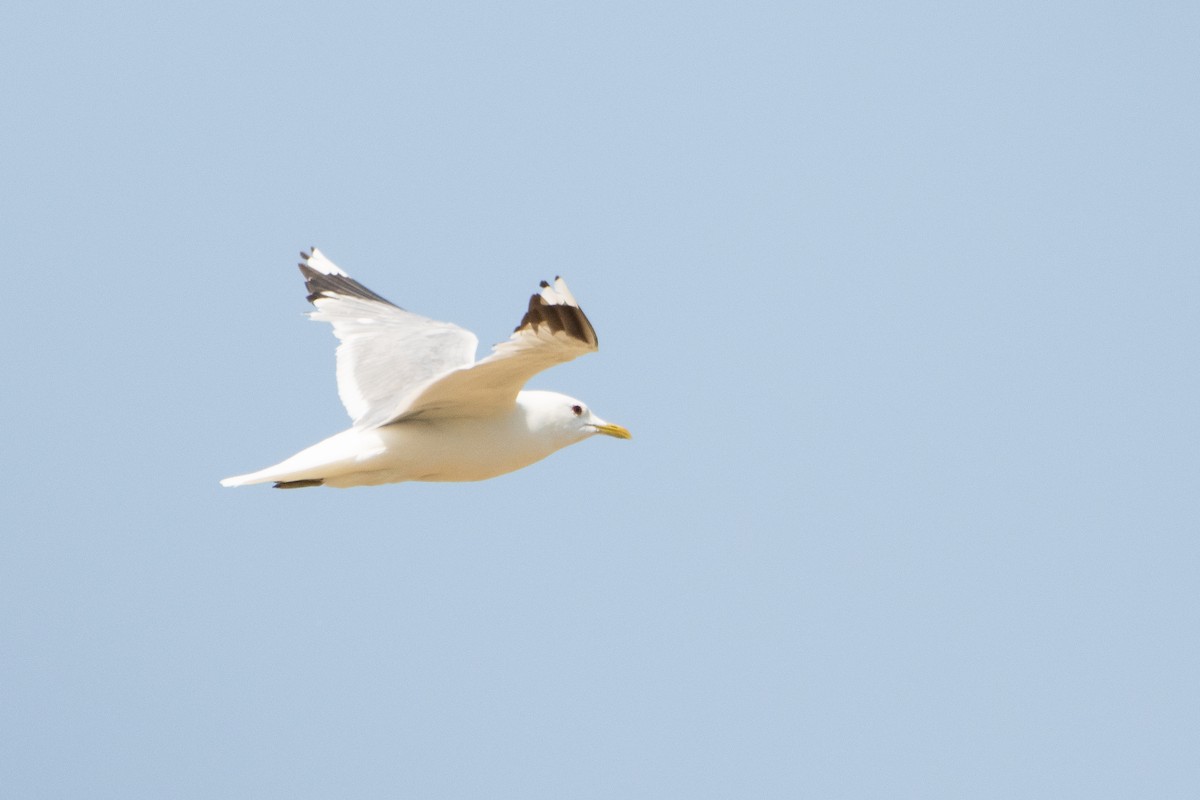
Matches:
[[513, 291, 598, 347], [295, 251, 400, 308]]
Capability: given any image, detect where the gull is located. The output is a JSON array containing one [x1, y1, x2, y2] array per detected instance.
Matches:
[[221, 248, 631, 489]]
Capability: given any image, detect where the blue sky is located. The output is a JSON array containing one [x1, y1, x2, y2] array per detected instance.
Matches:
[[2, 2, 1198, 797]]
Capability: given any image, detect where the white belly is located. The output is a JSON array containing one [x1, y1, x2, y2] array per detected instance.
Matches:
[[238, 411, 561, 488], [332, 417, 553, 485]]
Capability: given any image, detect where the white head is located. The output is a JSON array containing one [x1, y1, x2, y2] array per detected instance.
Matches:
[[517, 390, 632, 446]]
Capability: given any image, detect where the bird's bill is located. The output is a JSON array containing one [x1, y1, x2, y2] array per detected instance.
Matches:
[[592, 422, 632, 440]]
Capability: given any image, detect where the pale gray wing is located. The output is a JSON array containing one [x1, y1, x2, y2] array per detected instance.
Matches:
[[380, 277, 600, 424], [300, 248, 479, 429]]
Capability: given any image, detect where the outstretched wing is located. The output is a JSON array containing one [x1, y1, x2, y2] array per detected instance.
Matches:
[[300, 248, 479, 429], [379, 277, 600, 424]]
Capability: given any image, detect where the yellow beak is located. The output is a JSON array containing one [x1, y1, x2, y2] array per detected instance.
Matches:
[[592, 422, 632, 440]]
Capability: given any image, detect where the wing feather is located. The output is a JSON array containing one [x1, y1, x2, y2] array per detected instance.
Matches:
[[300, 250, 601, 427], [300, 248, 478, 429], [380, 276, 600, 423]]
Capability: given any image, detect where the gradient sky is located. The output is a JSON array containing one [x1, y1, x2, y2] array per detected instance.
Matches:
[[3, 2, 1198, 798]]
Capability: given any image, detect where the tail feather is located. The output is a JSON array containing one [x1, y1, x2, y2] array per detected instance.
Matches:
[[220, 473, 261, 488], [220, 428, 383, 488]]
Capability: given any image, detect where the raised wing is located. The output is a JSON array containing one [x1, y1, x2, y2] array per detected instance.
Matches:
[[379, 277, 600, 424], [300, 248, 479, 429]]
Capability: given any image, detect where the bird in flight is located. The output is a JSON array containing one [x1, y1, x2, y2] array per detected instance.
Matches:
[[221, 248, 630, 489]]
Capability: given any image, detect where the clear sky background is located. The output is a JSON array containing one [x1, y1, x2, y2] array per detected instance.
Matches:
[[2, 2, 1197, 797]]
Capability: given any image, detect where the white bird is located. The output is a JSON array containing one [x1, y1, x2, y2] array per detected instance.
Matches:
[[221, 249, 630, 489]]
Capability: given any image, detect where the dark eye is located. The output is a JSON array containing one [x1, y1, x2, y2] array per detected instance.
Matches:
[[571, 404, 583, 416]]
